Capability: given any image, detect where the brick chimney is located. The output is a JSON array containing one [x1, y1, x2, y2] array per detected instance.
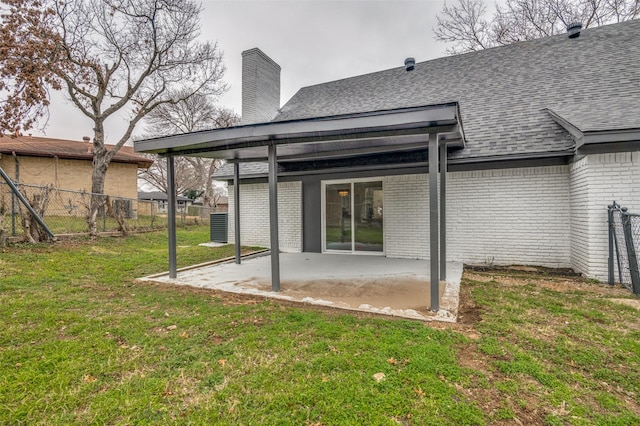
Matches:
[[241, 48, 281, 124]]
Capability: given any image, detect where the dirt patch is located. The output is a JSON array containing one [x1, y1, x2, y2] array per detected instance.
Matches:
[[240, 276, 445, 316], [456, 281, 483, 326], [454, 343, 547, 425], [609, 298, 640, 310], [143, 280, 419, 322]]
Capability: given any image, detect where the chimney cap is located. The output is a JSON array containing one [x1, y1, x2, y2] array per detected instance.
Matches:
[[404, 57, 415, 71], [567, 22, 582, 38]]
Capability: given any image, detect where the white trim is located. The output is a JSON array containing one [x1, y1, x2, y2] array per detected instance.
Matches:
[[321, 177, 385, 256]]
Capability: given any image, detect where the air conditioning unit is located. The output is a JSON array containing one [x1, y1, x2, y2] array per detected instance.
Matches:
[[210, 212, 228, 243]]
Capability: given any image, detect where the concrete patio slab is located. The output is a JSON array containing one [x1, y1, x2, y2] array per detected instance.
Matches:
[[138, 252, 463, 322]]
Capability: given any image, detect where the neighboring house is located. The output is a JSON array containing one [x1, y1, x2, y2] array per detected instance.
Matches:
[[138, 191, 193, 214], [0, 135, 152, 200], [214, 195, 228, 212], [136, 20, 640, 282]]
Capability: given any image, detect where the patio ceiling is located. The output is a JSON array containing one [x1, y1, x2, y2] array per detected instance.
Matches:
[[134, 103, 465, 161]]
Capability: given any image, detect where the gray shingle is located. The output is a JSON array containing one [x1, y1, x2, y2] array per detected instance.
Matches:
[[274, 20, 640, 160], [215, 162, 270, 179]]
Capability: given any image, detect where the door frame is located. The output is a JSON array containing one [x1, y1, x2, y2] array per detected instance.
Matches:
[[321, 177, 385, 255]]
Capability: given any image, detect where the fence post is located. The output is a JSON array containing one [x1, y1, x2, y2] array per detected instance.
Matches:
[[608, 203, 615, 286], [11, 188, 16, 236], [102, 196, 107, 232], [622, 211, 640, 295]]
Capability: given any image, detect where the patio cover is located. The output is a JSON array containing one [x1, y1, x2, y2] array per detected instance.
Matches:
[[135, 103, 465, 311]]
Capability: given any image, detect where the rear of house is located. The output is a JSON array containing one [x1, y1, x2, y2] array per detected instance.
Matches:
[[139, 20, 640, 282]]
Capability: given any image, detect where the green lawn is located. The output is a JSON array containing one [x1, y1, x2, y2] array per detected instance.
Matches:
[[1, 227, 639, 424]]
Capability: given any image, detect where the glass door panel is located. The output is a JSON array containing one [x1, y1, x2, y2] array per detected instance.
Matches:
[[325, 183, 352, 251], [354, 181, 383, 252]]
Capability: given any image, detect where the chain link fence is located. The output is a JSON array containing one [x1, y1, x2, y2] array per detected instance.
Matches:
[[0, 182, 222, 240], [608, 202, 640, 294]]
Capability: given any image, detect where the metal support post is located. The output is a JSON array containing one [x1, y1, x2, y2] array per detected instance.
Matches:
[[233, 162, 241, 264], [607, 203, 615, 286], [268, 143, 281, 292], [439, 141, 447, 281], [11, 154, 18, 236], [429, 133, 439, 311], [166, 156, 178, 279], [11, 187, 16, 236]]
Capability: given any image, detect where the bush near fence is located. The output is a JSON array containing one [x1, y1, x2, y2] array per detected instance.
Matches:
[[0, 182, 219, 240]]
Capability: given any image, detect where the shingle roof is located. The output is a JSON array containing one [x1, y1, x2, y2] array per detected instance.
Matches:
[[0, 135, 153, 168], [547, 97, 640, 133], [275, 20, 640, 161], [138, 191, 191, 202]]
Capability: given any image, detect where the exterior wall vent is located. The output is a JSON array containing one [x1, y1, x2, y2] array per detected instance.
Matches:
[[404, 57, 415, 71], [567, 22, 582, 38]]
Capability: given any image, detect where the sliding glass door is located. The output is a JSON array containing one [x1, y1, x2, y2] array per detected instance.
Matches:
[[324, 180, 383, 253], [325, 183, 353, 251]]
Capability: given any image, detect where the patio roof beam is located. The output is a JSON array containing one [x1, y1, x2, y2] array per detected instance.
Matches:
[[429, 133, 439, 312], [150, 124, 460, 162], [234, 162, 241, 264], [167, 156, 178, 279], [268, 143, 281, 292], [135, 104, 461, 156]]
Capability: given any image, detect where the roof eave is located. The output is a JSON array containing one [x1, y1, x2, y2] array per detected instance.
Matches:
[[547, 108, 640, 148], [134, 103, 464, 160]]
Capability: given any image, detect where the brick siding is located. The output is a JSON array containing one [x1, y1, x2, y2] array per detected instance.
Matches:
[[569, 152, 640, 280], [228, 181, 302, 251], [384, 166, 572, 268], [0, 155, 139, 200]]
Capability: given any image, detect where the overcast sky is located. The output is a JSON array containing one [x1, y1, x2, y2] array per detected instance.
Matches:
[[33, 0, 453, 142]]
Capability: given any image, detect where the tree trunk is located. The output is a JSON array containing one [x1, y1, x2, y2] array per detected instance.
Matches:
[[203, 160, 218, 207], [19, 185, 52, 243], [0, 214, 6, 247], [87, 123, 110, 237]]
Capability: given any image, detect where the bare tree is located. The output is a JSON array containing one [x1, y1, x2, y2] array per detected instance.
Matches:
[[0, 0, 227, 235], [138, 153, 201, 195], [435, 0, 639, 54], [138, 95, 239, 207]]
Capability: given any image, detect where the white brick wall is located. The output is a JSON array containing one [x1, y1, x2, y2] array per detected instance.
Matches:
[[228, 181, 302, 252], [569, 152, 640, 280], [384, 174, 430, 258], [569, 157, 590, 275], [384, 166, 572, 268], [228, 154, 640, 281]]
